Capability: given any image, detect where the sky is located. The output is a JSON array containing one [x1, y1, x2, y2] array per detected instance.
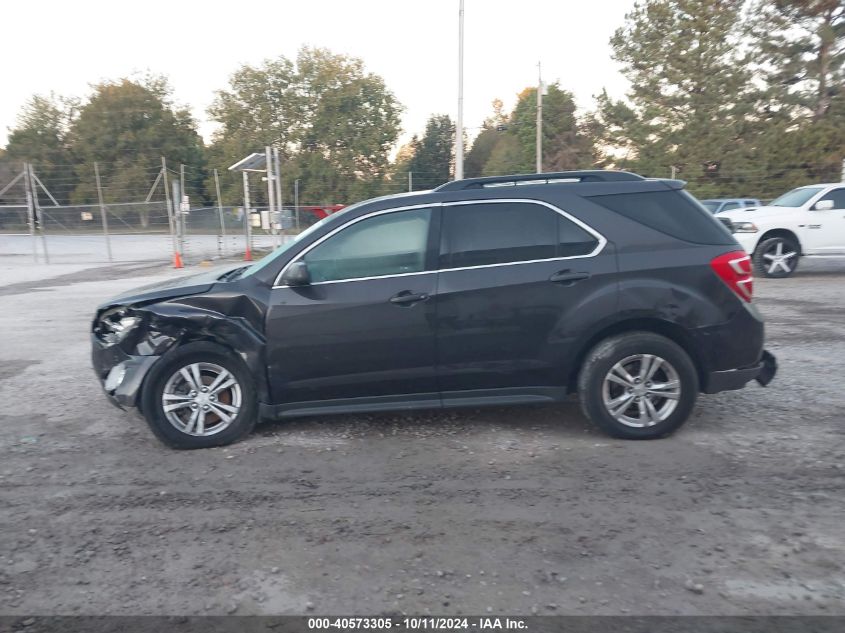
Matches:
[[0, 0, 634, 149]]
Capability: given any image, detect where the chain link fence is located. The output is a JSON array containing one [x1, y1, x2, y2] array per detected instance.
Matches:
[[0, 161, 298, 265]]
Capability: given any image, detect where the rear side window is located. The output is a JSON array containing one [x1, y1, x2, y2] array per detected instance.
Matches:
[[587, 190, 735, 245], [440, 201, 598, 268]]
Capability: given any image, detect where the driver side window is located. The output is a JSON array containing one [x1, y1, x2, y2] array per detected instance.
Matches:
[[303, 208, 432, 283], [818, 189, 845, 210]]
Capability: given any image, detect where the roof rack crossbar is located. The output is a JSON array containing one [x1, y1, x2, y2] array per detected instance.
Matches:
[[435, 170, 644, 192]]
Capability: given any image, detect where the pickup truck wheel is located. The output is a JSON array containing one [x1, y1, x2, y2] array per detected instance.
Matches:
[[578, 332, 698, 439], [754, 237, 799, 278], [141, 342, 257, 449]]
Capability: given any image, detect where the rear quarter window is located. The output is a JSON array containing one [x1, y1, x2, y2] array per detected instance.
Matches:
[[586, 190, 736, 245]]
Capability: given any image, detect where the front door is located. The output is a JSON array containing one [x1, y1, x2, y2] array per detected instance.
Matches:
[[265, 206, 440, 405], [434, 200, 617, 398], [804, 188, 845, 254]]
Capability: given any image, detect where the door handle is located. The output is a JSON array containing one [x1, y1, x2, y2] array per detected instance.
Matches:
[[549, 270, 591, 284], [390, 291, 430, 306]]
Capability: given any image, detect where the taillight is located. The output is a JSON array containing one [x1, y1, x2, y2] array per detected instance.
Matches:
[[710, 251, 753, 302]]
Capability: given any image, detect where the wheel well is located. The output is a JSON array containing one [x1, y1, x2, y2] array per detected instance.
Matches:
[[756, 229, 802, 255], [567, 318, 705, 392]]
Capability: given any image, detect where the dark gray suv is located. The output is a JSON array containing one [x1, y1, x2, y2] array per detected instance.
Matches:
[[92, 170, 776, 448]]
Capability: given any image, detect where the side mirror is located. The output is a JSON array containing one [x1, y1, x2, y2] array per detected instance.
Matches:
[[813, 199, 834, 211], [281, 260, 311, 286]]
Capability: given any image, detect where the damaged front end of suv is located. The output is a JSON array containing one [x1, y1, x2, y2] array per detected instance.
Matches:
[[91, 267, 269, 414]]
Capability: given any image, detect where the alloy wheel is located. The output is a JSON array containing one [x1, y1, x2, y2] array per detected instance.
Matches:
[[161, 362, 242, 436], [601, 354, 681, 428], [762, 240, 797, 275]]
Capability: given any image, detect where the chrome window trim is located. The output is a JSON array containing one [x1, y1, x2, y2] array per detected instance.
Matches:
[[272, 198, 607, 288]]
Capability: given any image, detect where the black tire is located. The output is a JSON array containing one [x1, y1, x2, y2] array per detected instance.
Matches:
[[577, 332, 698, 440], [140, 341, 257, 449], [753, 236, 800, 278]]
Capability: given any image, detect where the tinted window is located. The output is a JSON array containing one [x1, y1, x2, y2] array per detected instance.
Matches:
[[817, 188, 845, 210], [303, 208, 431, 282], [587, 190, 735, 245], [721, 202, 741, 211], [700, 201, 720, 213], [441, 202, 597, 268]]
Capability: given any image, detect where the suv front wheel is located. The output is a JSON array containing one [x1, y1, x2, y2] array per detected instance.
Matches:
[[578, 332, 698, 439], [140, 342, 257, 449]]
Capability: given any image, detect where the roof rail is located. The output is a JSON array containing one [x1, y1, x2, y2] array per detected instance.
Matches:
[[434, 170, 644, 192]]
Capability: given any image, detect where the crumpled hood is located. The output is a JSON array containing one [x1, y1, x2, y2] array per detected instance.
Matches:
[[716, 205, 798, 224], [98, 264, 246, 310]]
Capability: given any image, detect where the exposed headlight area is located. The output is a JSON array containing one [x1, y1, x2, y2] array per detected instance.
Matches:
[[95, 307, 142, 345], [732, 221, 758, 233]]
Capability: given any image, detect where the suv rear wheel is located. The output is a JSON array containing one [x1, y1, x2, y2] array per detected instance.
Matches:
[[753, 236, 799, 278], [578, 332, 698, 439], [141, 342, 257, 449]]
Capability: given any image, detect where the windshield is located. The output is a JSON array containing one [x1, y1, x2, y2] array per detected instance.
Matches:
[[700, 201, 720, 213], [770, 187, 823, 208], [239, 214, 334, 278]]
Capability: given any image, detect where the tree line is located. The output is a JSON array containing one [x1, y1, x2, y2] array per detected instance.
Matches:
[[1, 0, 842, 208]]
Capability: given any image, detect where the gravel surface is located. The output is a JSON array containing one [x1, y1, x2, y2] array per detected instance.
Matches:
[[0, 259, 843, 616]]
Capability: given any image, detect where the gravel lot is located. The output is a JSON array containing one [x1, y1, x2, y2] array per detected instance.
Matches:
[[1, 258, 843, 616]]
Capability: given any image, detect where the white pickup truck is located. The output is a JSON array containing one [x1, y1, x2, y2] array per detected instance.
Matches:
[[716, 184, 845, 278]]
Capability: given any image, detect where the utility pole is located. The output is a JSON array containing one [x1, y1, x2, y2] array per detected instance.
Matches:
[[94, 162, 113, 262], [213, 169, 226, 256], [536, 61, 543, 174], [454, 0, 465, 181]]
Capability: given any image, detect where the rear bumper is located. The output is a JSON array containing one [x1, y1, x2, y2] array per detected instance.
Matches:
[[703, 349, 777, 394]]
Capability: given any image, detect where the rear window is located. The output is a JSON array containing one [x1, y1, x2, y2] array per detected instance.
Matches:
[[587, 190, 735, 245]]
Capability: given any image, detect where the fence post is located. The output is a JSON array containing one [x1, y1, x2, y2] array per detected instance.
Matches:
[[23, 163, 38, 264], [94, 162, 113, 262], [841, 158, 845, 183], [265, 146, 277, 249], [214, 169, 226, 256], [273, 147, 283, 246], [294, 179, 300, 232], [408, 171, 413, 192], [161, 157, 182, 268], [242, 171, 252, 261], [27, 164, 49, 264]]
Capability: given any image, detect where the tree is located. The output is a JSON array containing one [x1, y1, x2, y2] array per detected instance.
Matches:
[[69, 76, 206, 225], [592, 0, 755, 197], [465, 99, 508, 178], [752, 0, 845, 120], [748, 0, 845, 192], [510, 84, 594, 171], [208, 47, 402, 205], [404, 114, 454, 190], [481, 134, 526, 176], [4, 94, 78, 204]]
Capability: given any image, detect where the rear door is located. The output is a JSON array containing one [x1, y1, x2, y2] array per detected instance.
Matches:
[[265, 205, 441, 405], [434, 199, 617, 399]]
